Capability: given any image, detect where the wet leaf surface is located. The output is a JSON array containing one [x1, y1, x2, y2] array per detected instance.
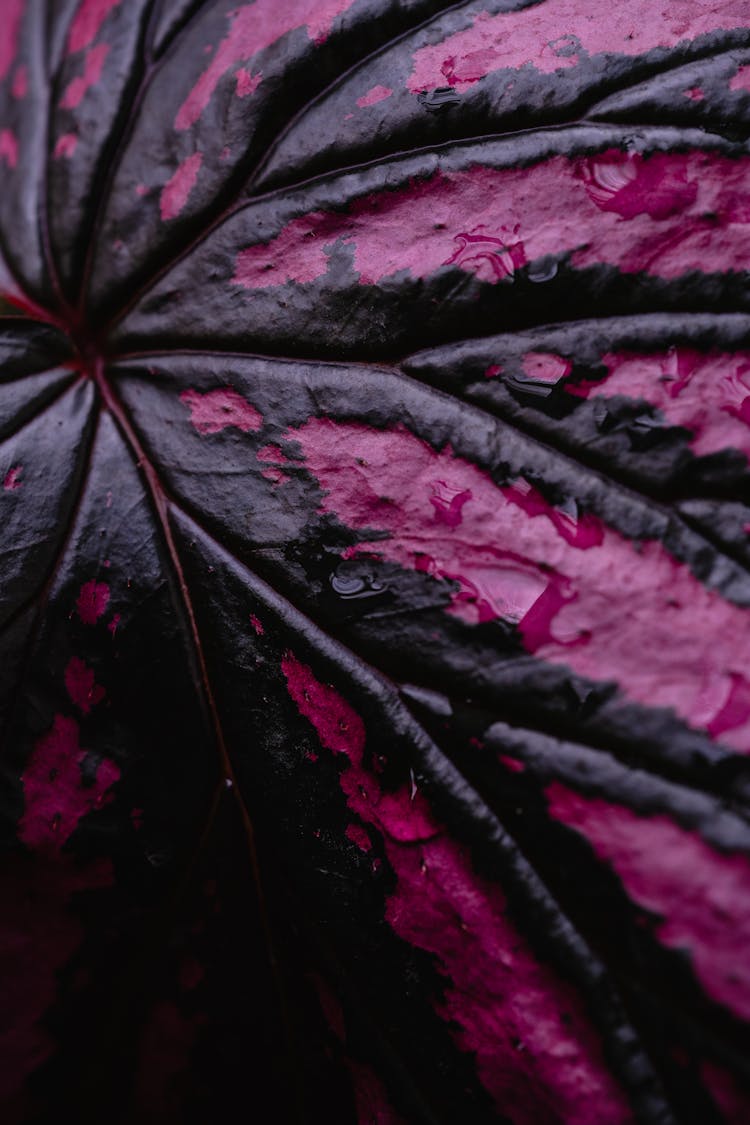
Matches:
[[3, 2, 750, 1122]]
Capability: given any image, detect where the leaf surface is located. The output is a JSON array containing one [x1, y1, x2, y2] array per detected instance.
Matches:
[[2, 2, 750, 1122]]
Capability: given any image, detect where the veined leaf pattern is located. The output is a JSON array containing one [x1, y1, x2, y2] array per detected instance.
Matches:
[[2, 2, 750, 1121]]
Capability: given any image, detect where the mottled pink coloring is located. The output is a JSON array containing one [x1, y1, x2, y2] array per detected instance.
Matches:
[[521, 352, 572, 384], [504, 479, 603, 548], [64, 657, 105, 715], [249, 613, 264, 635], [260, 465, 289, 484], [445, 226, 527, 282], [234, 67, 261, 98], [76, 580, 110, 625], [180, 387, 262, 435], [3, 465, 22, 490], [257, 443, 288, 464], [578, 150, 697, 220], [232, 210, 333, 289], [729, 64, 750, 93], [281, 652, 439, 845], [356, 84, 393, 108], [429, 480, 472, 528], [282, 656, 632, 1122], [66, 0, 121, 54], [345, 823, 372, 852], [498, 754, 526, 773], [0, 0, 24, 81], [546, 783, 750, 1022], [159, 152, 203, 221], [60, 43, 110, 109], [232, 149, 750, 291], [568, 348, 750, 459], [53, 133, 79, 159], [174, 0, 358, 130], [408, 0, 750, 92], [19, 714, 120, 854], [287, 417, 750, 749], [683, 86, 705, 101], [0, 129, 19, 169]]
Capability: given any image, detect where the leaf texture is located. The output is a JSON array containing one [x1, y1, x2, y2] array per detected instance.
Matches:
[[2, 2, 750, 1122]]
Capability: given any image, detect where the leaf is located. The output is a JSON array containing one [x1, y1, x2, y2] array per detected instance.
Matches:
[[2, 2, 750, 1122]]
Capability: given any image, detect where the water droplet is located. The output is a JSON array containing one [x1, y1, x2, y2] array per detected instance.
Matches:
[[331, 573, 367, 597], [629, 413, 664, 432], [507, 374, 555, 399], [330, 565, 387, 600], [557, 496, 579, 520], [409, 768, 418, 801], [527, 260, 558, 283], [145, 848, 170, 867], [417, 87, 461, 112]]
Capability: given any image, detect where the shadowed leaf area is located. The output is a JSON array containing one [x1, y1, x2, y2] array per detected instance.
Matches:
[[2, 1, 750, 1122]]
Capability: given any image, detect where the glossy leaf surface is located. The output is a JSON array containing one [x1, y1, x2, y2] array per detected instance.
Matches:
[[2, 2, 750, 1122]]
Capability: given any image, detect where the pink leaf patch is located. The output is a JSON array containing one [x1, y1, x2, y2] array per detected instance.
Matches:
[[282, 652, 440, 844], [521, 352, 573, 384], [234, 67, 261, 98], [3, 465, 22, 490], [0, 128, 19, 169], [566, 349, 750, 459], [180, 387, 263, 435], [546, 784, 750, 1022], [345, 823, 372, 852], [0, 0, 24, 82], [408, 0, 750, 92], [283, 657, 632, 1123], [231, 211, 333, 289], [53, 133, 78, 159], [76, 580, 110, 625], [288, 417, 750, 748], [730, 64, 750, 93], [64, 657, 106, 715], [159, 151, 203, 221], [66, 0, 122, 55], [60, 42, 110, 109], [231, 149, 750, 290], [356, 84, 393, 108], [174, 0, 359, 130], [19, 715, 120, 855]]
